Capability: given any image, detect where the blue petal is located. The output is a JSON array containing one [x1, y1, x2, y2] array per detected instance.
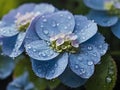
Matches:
[[84, 33, 108, 56], [2, 10, 18, 24], [0, 24, 19, 37], [25, 16, 41, 45], [111, 19, 120, 39], [33, 3, 55, 14], [69, 48, 95, 79], [0, 53, 15, 79], [31, 53, 68, 79], [2, 33, 25, 58], [17, 3, 35, 14], [83, 0, 106, 10], [74, 15, 97, 44], [59, 67, 87, 88], [2, 3, 35, 24], [7, 72, 34, 90], [35, 11, 75, 41], [87, 10, 118, 27], [25, 40, 59, 61]]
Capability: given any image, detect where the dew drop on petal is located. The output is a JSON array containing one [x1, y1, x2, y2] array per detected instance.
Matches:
[[87, 46, 93, 51], [106, 76, 112, 83], [88, 61, 93, 66], [43, 30, 49, 35], [43, 19, 47, 22], [75, 64, 79, 69]]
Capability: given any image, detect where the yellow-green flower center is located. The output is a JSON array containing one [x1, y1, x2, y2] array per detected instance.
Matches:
[[104, 0, 120, 17], [15, 12, 40, 32], [50, 33, 79, 53]]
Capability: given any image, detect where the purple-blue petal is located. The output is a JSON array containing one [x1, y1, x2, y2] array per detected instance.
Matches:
[[69, 49, 95, 79], [83, 33, 108, 56], [0, 24, 19, 37], [2, 3, 36, 24], [87, 10, 118, 27], [59, 67, 87, 88], [25, 16, 41, 45], [83, 0, 106, 10], [25, 40, 59, 61], [33, 3, 55, 14], [74, 15, 97, 44], [31, 53, 68, 79], [35, 11, 75, 41], [111, 19, 120, 39], [2, 33, 25, 58]]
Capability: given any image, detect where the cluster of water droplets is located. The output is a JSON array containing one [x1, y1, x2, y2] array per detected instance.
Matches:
[[106, 60, 115, 84], [26, 40, 58, 60], [40, 13, 73, 37], [10, 33, 26, 58], [36, 62, 58, 78]]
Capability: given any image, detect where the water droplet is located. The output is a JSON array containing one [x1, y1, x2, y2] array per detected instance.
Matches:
[[98, 45, 102, 49], [49, 50, 53, 55], [56, 23, 59, 26], [41, 52, 46, 57], [38, 52, 41, 56], [82, 37, 85, 40], [33, 49, 36, 52], [43, 19, 47, 22], [78, 57, 82, 61], [92, 52, 97, 57], [43, 30, 49, 35], [106, 76, 112, 83], [75, 64, 79, 69], [60, 14, 63, 17], [1, 53, 4, 56], [28, 46, 31, 49], [41, 15, 45, 18], [80, 68, 85, 74], [108, 69, 114, 75], [68, 16, 71, 19], [40, 25, 44, 28], [51, 70, 55, 74], [38, 69, 41, 73], [64, 26, 68, 29], [87, 46, 93, 51], [88, 61, 93, 65]]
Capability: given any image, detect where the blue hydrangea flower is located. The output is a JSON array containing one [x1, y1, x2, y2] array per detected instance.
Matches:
[[0, 3, 56, 58], [83, 0, 120, 39], [7, 72, 34, 90], [25, 11, 108, 87]]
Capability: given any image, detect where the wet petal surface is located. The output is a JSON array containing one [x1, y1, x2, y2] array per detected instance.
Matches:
[[31, 53, 68, 79]]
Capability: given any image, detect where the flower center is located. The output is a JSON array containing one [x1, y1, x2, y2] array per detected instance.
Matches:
[[15, 12, 40, 32], [50, 32, 79, 53], [104, 0, 120, 17]]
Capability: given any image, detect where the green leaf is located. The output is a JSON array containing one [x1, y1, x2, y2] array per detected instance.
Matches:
[[85, 55, 117, 90], [0, 0, 18, 19], [13, 55, 60, 90]]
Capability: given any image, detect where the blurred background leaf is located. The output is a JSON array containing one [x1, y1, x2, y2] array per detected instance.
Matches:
[[85, 55, 117, 90]]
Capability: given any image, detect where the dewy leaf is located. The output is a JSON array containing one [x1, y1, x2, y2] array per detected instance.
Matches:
[[85, 55, 117, 90], [13, 55, 60, 90]]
